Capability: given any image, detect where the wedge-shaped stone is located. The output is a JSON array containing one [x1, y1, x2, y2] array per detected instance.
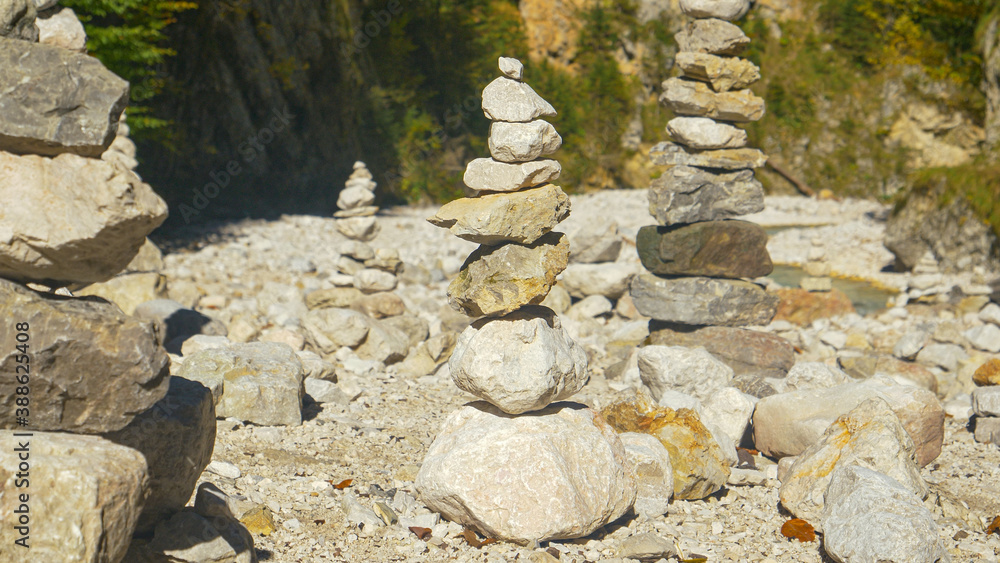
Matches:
[[675, 19, 750, 55], [450, 306, 588, 414], [463, 157, 561, 193], [636, 221, 773, 278], [0, 431, 148, 563], [428, 183, 570, 245], [449, 232, 569, 318], [629, 274, 778, 327], [675, 53, 760, 92], [661, 78, 765, 122], [0, 151, 168, 285], [481, 76, 557, 122], [416, 402, 636, 544], [0, 278, 170, 433], [650, 141, 766, 170], [649, 165, 764, 224], [489, 120, 562, 163], [679, 0, 750, 20], [667, 116, 748, 149], [778, 398, 927, 529], [0, 37, 128, 156]]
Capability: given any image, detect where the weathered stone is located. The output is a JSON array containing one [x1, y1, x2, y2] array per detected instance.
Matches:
[[499, 56, 523, 80], [619, 432, 674, 518], [783, 362, 851, 392], [450, 306, 587, 414], [667, 116, 748, 149], [104, 376, 216, 533], [36, 7, 85, 52], [965, 323, 1000, 352], [823, 465, 947, 563], [675, 18, 751, 56], [772, 287, 856, 326], [674, 52, 759, 92], [702, 386, 756, 447], [303, 307, 371, 353], [481, 76, 557, 123], [463, 158, 561, 193], [177, 342, 304, 426], [354, 316, 410, 365], [975, 416, 1000, 444], [679, 0, 750, 20], [364, 248, 403, 274], [337, 185, 375, 210], [569, 221, 622, 263], [650, 141, 766, 170], [560, 262, 638, 299], [0, 431, 148, 563], [448, 232, 569, 318], [305, 287, 363, 310], [661, 78, 765, 122], [974, 358, 1000, 386], [567, 294, 613, 320], [638, 345, 733, 402], [648, 165, 764, 225], [630, 274, 779, 327], [428, 183, 570, 245], [489, 120, 562, 163], [915, 343, 968, 372], [0, 0, 37, 41], [0, 279, 169, 432], [381, 313, 430, 348], [416, 402, 636, 544], [0, 151, 168, 285], [353, 268, 397, 293], [779, 398, 927, 528], [647, 322, 795, 379], [836, 352, 938, 393], [753, 376, 944, 466], [351, 291, 406, 319], [893, 328, 929, 360], [616, 533, 677, 561], [602, 392, 730, 500], [336, 216, 379, 241], [973, 386, 1000, 417], [0, 38, 130, 156], [731, 373, 778, 398], [636, 222, 773, 279]]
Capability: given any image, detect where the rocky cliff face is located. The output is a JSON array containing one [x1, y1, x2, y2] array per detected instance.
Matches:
[[982, 10, 1000, 147]]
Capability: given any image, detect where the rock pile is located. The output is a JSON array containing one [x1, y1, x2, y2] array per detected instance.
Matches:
[[417, 57, 637, 544], [335, 161, 380, 242], [0, 12, 251, 562]]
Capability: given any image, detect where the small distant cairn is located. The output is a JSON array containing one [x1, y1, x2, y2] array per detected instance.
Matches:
[[629, 0, 780, 333], [416, 57, 636, 544], [335, 161, 380, 242]]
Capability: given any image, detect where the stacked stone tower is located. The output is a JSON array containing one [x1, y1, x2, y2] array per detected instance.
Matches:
[[335, 161, 380, 242], [629, 0, 779, 337], [416, 58, 636, 544]]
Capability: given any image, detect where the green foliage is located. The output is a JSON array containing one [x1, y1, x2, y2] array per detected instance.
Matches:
[[908, 162, 1000, 239], [62, 0, 196, 135]]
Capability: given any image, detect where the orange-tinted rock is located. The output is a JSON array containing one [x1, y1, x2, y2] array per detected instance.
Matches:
[[773, 287, 856, 326], [974, 358, 1000, 386]]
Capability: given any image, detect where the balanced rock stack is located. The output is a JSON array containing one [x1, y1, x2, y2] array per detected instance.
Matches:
[[0, 11, 251, 562], [417, 57, 636, 544], [335, 161, 380, 242], [630, 0, 788, 389]]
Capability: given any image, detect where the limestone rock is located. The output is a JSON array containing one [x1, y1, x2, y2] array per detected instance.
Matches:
[[336, 216, 380, 241], [667, 116, 748, 149], [649, 165, 764, 225], [481, 76, 557, 123], [428, 184, 570, 245], [354, 316, 410, 365], [636, 222, 773, 279], [0, 279, 170, 432], [560, 262, 638, 299], [569, 221, 623, 263], [679, 0, 750, 20], [973, 386, 1000, 417], [0, 0, 37, 41], [133, 299, 228, 354], [675, 52, 759, 92], [783, 362, 851, 392], [647, 322, 794, 379], [353, 268, 397, 293], [449, 306, 588, 414], [36, 7, 85, 52], [0, 38, 129, 156], [333, 205, 378, 218], [965, 323, 1000, 353], [779, 398, 927, 527], [415, 402, 636, 544], [177, 342, 304, 426], [638, 345, 734, 402], [337, 185, 376, 210], [675, 18, 750, 55], [75, 272, 166, 316], [836, 352, 938, 393], [602, 392, 730, 500], [823, 465, 948, 563], [499, 56, 523, 80], [661, 78, 765, 122], [650, 141, 767, 170], [448, 232, 569, 318], [103, 376, 216, 533], [351, 292, 406, 319], [753, 377, 944, 467], [702, 386, 756, 447], [619, 432, 674, 518], [305, 287, 363, 310], [463, 158, 561, 193], [489, 120, 562, 163], [303, 307, 371, 353], [0, 431, 148, 563], [0, 151, 168, 285], [629, 274, 779, 327], [976, 417, 1000, 444]]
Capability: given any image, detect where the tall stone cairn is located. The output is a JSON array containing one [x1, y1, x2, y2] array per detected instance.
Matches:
[[417, 57, 637, 545], [335, 161, 381, 242], [629, 0, 780, 331]]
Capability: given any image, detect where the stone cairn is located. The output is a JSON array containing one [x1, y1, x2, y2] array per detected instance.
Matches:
[[335, 161, 381, 242], [628, 0, 785, 394], [0, 7, 253, 562], [416, 57, 636, 544]]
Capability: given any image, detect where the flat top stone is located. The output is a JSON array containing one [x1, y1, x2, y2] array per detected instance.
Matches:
[[649, 141, 767, 170]]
